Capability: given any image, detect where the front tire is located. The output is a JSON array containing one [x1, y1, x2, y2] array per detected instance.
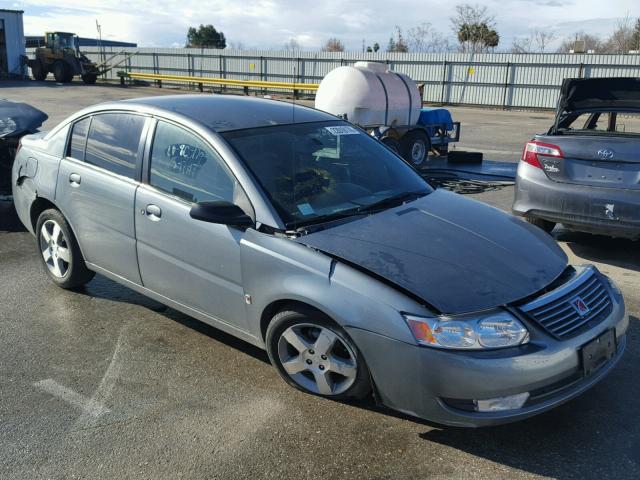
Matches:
[[53, 61, 67, 83], [36, 209, 95, 289], [266, 308, 371, 401], [82, 73, 97, 85], [526, 216, 556, 233]]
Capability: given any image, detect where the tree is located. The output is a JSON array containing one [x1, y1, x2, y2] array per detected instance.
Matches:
[[373, 42, 380, 52], [450, 4, 499, 52], [558, 31, 604, 53], [387, 26, 408, 52], [603, 15, 635, 53], [511, 30, 557, 53], [322, 38, 345, 52], [632, 18, 640, 50], [405, 22, 452, 52], [283, 38, 301, 51], [186, 24, 226, 49]]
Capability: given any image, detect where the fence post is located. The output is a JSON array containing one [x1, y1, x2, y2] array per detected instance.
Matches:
[[501, 61, 511, 110], [578, 62, 584, 78], [440, 59, 448, 105]]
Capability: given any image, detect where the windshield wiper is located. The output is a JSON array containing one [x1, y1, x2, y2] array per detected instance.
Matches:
[[290, 209, 367, 232], [356, 190, 428, 214]]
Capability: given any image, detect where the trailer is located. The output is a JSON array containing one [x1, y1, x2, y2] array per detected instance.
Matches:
[[315, 61, 460, 168]]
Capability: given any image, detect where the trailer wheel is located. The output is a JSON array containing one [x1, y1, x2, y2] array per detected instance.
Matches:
[[381, 137, 401, 155], [82, 74, 97, 85], [400, 130, 431, 167], [31, 61, 47, 81]]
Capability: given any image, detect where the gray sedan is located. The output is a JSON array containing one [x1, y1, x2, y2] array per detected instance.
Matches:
[[12, 95, 627, 427]]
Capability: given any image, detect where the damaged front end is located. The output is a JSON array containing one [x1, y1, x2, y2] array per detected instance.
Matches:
[[0, 100, 48, 196]]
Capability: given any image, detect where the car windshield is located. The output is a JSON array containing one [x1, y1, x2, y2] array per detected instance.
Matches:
[[221, 121, 432, 229]]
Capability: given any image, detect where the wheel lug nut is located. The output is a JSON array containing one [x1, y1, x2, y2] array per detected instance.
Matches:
[[319, 365, 325, 371], [306, 359, 312, 365], [321, 354, 327, 360], [308, 349, 314, 355]]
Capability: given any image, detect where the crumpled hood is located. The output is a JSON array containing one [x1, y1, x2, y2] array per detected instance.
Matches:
[[295, 189, 567, 314]]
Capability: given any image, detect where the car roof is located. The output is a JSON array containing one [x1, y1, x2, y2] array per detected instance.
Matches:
[[111, 94, 337, 132]]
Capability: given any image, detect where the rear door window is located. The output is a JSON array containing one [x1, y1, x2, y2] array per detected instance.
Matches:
[[84, 113, 146, 179], [68, 117, 91, 160], [148, 120, 241, 205]]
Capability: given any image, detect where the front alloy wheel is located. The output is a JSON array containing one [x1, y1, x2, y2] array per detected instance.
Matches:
[[267, 309, 371, 400], [278, 323, 357, 395]]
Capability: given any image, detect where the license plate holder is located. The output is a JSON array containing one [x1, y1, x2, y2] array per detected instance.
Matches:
[[581, 329, 616, 377]]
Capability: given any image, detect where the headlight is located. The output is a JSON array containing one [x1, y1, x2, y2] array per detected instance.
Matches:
[[404, 311, 529, 350]]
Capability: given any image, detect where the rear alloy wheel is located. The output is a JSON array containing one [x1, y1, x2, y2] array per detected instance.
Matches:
[[36, 209, 95, 289], [401, 129, 431, 167], [266, 309, 371, 400], [526, 216, 556, 233]]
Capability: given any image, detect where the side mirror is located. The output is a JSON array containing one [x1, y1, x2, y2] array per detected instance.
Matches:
[[189, 201, 254, 228]]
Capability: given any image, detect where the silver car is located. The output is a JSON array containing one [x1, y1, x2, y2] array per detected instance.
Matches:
[[513, 77, 640, 239], [12, 95, 627, 427]]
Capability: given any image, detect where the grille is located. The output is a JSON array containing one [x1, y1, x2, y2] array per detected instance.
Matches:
[[520, 267, 612, 339]]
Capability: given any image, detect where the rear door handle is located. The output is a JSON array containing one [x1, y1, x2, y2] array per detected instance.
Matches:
[[144, 204, 162, 220], [69, 173, 81, 186]]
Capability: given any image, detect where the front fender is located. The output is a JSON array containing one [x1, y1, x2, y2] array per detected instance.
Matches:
[[240, 229, 427, 346]]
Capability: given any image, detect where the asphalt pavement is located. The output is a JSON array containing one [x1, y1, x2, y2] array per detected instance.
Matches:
[[0, 81, 638, 480]]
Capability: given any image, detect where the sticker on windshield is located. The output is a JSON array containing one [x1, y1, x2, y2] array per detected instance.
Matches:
[[325, 126, 360, 136], [297, 203, 315, 216]]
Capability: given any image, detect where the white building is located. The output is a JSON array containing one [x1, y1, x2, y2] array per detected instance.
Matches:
[[0, 9, 26, 78]]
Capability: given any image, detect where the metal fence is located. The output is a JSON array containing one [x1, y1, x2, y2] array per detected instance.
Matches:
[[28, 47, 640, 109]]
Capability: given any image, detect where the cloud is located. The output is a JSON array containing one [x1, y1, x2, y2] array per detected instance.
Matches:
[[19, 0, 640, 50]]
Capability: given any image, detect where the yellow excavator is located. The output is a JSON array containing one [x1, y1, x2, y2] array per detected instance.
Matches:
[[22, 32, 136, 84]]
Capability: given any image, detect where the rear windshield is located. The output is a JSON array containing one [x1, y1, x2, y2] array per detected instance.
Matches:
[[558, 111, 640, 136]]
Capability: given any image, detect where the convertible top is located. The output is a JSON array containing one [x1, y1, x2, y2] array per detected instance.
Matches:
[[558, 77, 640, 112]]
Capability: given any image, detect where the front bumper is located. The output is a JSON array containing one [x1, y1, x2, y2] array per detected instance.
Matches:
[[512, 162, 640, 239], [346, 289, 627, 427]]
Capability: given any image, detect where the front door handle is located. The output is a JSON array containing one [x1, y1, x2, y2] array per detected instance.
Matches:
[[144, 204, 162, 220], [69, 173, 81, 186]]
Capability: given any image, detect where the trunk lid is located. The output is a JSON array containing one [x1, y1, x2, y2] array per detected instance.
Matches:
[[535, 134, 640, 190]]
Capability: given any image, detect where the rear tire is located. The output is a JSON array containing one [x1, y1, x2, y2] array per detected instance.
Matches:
[[526, 216, 556, 233], [266, 308, 371, 401], [400, 129, 431, 167], [36, 209, 95, 289]]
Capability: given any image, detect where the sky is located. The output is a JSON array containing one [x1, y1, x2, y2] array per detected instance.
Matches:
[[11, 0, 640, 51]]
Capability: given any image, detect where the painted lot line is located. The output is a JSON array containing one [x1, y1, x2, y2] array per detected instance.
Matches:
[[33, 379, 110, 418]]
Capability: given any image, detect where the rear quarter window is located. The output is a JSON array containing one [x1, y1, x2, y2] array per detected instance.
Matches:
[[84, 113, 146, 179], [68, 117, 90, 160]]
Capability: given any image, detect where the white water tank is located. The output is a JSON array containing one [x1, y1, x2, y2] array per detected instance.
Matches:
[[315, 61, 421, 127]]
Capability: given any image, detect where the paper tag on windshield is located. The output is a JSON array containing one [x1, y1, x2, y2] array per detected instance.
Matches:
[[325, 126, 359, 136], [297, 203, 315, 216]]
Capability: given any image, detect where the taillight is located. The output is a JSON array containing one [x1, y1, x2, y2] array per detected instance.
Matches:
[[522, 140, 563, 169]]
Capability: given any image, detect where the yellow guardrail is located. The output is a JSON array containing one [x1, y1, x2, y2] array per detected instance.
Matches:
[[123, 72, 319, 92]]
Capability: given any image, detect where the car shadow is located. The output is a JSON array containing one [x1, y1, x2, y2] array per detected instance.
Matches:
[[555, 228, 640, 273], [74, 273, 639, 480], [78, 274, 270, 364], [0, 200, 27, 233]]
